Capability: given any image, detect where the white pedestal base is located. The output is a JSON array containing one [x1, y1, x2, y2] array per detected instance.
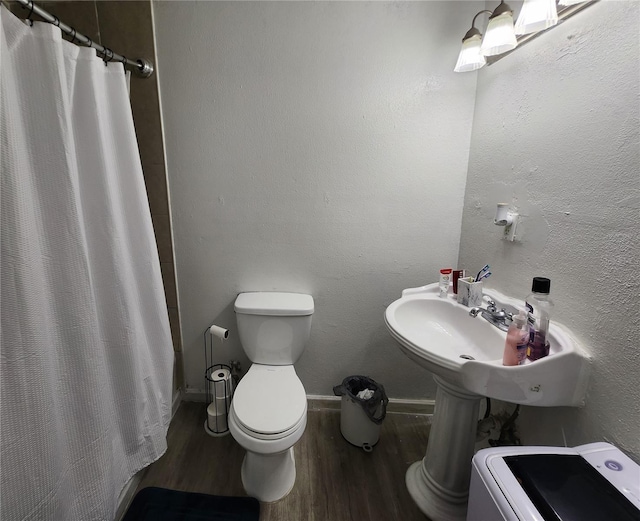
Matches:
[[406, 376, 481, 521], [241, 447, 296, 503]]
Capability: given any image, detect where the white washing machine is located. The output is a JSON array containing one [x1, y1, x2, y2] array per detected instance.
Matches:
[[467, 442, 640, 521]]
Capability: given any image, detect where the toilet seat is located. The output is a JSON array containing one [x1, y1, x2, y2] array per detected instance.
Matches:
[[232, 364, 307, 440], [233, 409, 306, 441]]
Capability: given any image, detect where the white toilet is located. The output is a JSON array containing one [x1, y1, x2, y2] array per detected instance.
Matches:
[[229, 291, 314, 502]]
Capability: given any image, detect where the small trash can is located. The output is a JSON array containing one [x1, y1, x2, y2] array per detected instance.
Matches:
[[333, 375, 389, 452]]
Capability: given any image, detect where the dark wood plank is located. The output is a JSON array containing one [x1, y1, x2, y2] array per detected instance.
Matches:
[[134, 402, 431, 520]]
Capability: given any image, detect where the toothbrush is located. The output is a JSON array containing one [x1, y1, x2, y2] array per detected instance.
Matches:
[[475, 264, 490, 281], [478, 271, 492, 282]]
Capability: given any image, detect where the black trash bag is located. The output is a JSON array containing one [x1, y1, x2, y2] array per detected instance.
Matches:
[[333, 375, 389, 425]]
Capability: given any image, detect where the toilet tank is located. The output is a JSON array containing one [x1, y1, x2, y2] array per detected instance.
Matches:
[[234, 292, 314, 365]]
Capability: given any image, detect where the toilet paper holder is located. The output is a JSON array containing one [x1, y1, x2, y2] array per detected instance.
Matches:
[[203, 323, 234, 437]]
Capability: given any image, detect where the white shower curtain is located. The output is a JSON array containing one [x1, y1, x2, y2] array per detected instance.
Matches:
[[0, 6, 174, 521]]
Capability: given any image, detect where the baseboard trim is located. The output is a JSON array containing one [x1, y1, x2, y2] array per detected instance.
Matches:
[[307, 394, 435, 416], [182, 388, 207, 402], [179, 390, 434, 416]]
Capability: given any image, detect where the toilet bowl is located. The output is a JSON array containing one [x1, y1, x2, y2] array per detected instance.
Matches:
[[230, 292, 314, 502], [228, 364, 307, 502]]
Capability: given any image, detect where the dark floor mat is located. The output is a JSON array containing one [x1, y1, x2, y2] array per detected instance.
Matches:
[[122, 487, 260, 521]]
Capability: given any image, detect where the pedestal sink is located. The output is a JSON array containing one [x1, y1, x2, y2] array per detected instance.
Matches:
[[384, 284, 591, 521]]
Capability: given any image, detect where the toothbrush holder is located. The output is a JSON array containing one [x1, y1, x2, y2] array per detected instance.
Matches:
[[457, 279, 483, 307]]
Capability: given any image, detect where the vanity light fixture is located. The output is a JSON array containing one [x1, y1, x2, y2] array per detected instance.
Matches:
[[515, 0, 559, 35], [454, 0, 597, 72], [454, 1, 517, 72]]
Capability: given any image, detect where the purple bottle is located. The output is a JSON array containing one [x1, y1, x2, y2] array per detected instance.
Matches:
[[525, 277, 553, 361]]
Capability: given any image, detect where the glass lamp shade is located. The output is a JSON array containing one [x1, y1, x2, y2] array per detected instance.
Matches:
[[454, 34, 486, 72], [480, 12, 518, 56], [515, 0, 558, 35]]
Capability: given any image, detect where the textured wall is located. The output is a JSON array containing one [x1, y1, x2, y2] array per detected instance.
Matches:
[[153, 1, 480, 399], [459, 1, 639, 458]]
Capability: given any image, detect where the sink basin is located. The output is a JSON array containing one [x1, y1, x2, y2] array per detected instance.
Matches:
[[384, 294, 504, 381], [384, 283, 592, 521], [385, 283, 591, 407]]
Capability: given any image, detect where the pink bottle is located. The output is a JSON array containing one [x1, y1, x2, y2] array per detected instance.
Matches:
[[503, 312, 528, 366]]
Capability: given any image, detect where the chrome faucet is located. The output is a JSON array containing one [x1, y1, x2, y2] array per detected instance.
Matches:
[[469, 300, 513, 331]]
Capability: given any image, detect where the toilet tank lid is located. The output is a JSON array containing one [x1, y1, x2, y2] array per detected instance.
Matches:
[[234, 292, 314, 316]]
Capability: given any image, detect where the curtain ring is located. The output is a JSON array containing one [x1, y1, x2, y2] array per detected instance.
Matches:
[[52, 15, 59, 27], [102, 48, 114, 66], [25, 0, 35, 26], [121, 56, 127, 72], [69, 28, 77, 44]]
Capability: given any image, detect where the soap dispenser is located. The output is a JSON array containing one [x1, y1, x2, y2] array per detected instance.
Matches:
[[503, 311, 528, 366]]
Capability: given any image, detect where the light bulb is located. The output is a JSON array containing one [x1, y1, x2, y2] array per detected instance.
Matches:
[[481, 11, 518, 56], [454, 34, 486, 73], [515, 0, 558, 35]]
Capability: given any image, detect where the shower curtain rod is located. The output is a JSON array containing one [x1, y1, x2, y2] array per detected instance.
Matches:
[[15, 0, 154, 78]]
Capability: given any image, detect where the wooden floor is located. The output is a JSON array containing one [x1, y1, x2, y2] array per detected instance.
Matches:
[[135, 401, 433, 520]]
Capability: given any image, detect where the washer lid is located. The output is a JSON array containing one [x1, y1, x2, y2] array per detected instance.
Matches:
[[504, 454, 640, 521], [475, 445, 640, 521], [234, 292, 314, 316], [233, 365, 307, 434]]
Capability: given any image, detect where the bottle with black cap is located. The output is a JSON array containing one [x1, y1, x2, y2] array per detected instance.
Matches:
[[525, 277, 553, 361]]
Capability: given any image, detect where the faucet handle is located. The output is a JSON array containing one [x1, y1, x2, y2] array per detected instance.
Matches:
[[486, 299, 496, 312], [469, 307, 483, 317]]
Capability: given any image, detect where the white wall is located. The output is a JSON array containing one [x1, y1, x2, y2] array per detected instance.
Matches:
[[459, 1, 640, 458], [154, 1, 480, 399]]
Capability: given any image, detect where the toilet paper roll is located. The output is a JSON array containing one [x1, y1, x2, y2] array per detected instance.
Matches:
[[207, 402, 228, 433], [209, 368, 233, 402], [209, 325, 229, 341], [213, 394, 231, 412]]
